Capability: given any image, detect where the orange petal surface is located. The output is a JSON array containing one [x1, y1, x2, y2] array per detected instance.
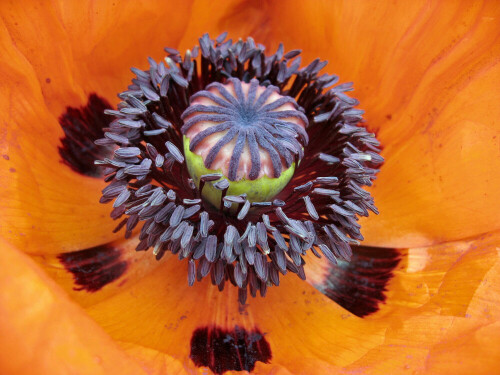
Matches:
[[274, 0, 500, 247], [1, 1, 500, 374], [179, 0, 500, 247], [73, 231, 499, 374], [0, 238, 151, 375], [0, 0, 194, 254]]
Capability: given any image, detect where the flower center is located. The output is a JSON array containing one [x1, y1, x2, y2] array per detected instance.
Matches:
[[181, 78, 308, 208], [95, 33, 383, 305]]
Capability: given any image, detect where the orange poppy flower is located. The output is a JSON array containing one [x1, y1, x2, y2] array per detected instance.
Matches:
[[1, 0, 500, 374]]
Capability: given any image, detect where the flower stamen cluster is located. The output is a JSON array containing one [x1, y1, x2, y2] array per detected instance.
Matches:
[[96, 33, 383, 303]]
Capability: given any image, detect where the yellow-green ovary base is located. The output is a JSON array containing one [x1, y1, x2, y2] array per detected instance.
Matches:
[[183, 136, 295, 209]]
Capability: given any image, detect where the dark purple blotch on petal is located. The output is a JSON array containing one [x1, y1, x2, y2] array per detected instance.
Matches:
[[190, 325, 272, 374], [58, 93, 113, 177], [314, 246, 401, 317], [57, 244, 128, 292]]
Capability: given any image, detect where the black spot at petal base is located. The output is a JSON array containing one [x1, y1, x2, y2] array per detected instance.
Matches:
[[190, 325, 272, 374], [58, 93, 113, 177], [315, 246, 401, 317], [57, 244, 127, 292]]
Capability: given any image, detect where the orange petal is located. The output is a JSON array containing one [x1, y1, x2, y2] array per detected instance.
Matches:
[[281, 0, 500, 247], [3, 1, 500, 372], [280, 0, 500, 247], [361, 101, 500, 249], [179, 1, 500, 247], [117, 342, 188, 375], [0, 21, 117, 254], [84, 258, 386, 374], [425, 322, 500, 374], [0, 238, 149, 375], [1, 0, 194, 114], [75, 230, 500, 374], [344, 230, 500, 373], [0, 0, 194, 254], [357, 1, 500, 246]]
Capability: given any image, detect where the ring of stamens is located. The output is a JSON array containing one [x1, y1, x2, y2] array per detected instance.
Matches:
[[95, 33, 383, 305]]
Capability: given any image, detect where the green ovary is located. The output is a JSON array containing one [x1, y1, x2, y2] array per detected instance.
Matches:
[[183, 136, 295, 209]]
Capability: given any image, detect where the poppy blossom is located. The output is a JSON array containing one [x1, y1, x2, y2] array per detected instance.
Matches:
[[1, 1, 500, 374]]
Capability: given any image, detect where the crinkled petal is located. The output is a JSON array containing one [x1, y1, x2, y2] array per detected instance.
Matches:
[[278, 0, 500, 247], [78, 231, 500, 374], [178, 0, 500, 247], [1, 1, 499, 374], [0, 0, 194, 253], [0, 239, 149, 375]]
